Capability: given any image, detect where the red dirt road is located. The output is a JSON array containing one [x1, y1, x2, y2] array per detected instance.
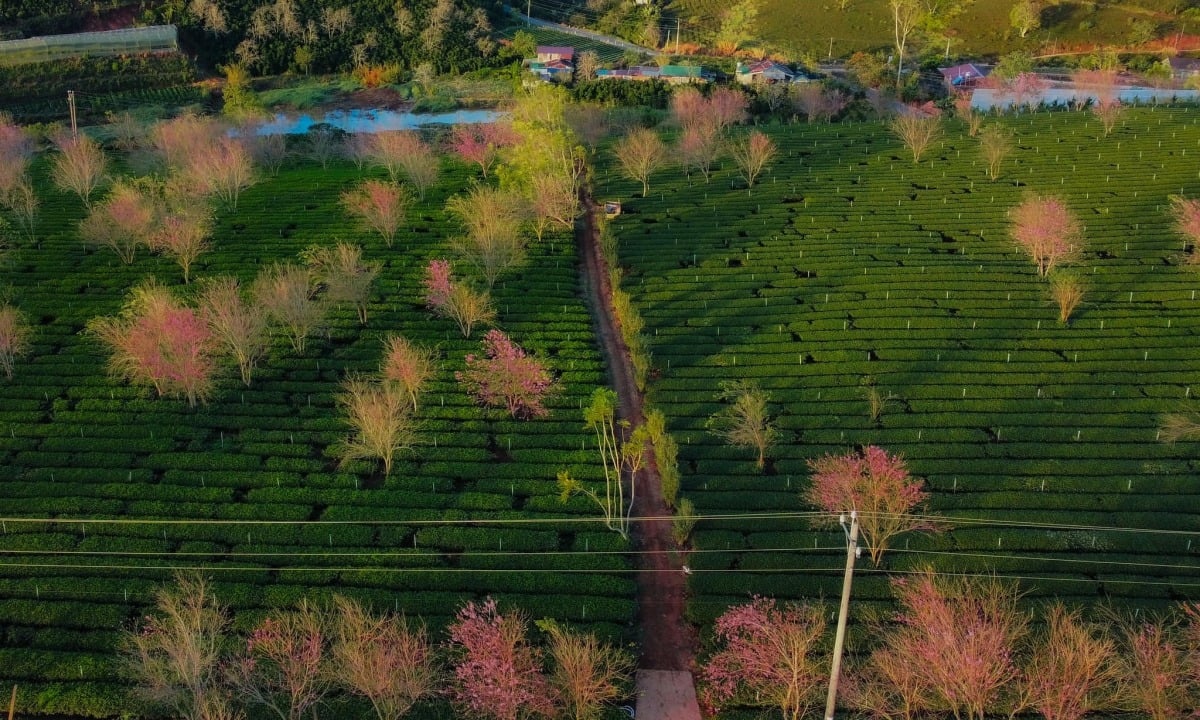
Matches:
[[577, 192, 696, 673]]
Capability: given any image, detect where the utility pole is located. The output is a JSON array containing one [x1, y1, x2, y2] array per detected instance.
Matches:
[[828, 37, 834, 60], [67, 90, 78, 140], [824, 510, 859, 720], [675, 17, 680, 55], [526, 0, 531, 26]]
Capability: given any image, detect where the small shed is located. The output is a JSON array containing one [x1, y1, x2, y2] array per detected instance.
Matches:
[[1169, 57, 1200, 82], [938, 63, 987, 90], [536, 45, 575, 63], [735, 59, 795, 85], [604, 201, 622, 218]]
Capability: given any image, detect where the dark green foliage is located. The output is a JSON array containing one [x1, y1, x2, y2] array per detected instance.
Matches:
[[571, 78, 672, 109]]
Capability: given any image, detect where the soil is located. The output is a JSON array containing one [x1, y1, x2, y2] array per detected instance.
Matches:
[[577, 191, 696, 673]]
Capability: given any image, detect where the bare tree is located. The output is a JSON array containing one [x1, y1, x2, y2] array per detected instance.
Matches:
[[51, 133, 108, 207], [707, 380, 778, 470], [334, 377, 418, 476], [341, 180, 408, 247], [149, 205, 213, 283], [330, 596, 438, 720], [302, 242, 379, 324], [1116, 614, 1191, 720], [78, 180, 158, 264], [1049, 273, 1084, 324], [381, 335, 437, 411], [575, 50, 600, 81], [1026, 604, 1121, 720], [728, 130, 777, 188], [423, 259, 497, 338], [186, 137, 256, 209], [541, 619, 633, 720], [613, 127, 668, 197], [229, 600, 332, 720], [369, 131, 439, 198], [253, 263, 327, 353], [978, 124, 1012, 181], [0, 304, 31, 380], [198, 277, 270, 386], [889, 109, 942, 163], [528, 171, 579, 241], [447, 185, 528, 289], [119, 573, 229, 720]]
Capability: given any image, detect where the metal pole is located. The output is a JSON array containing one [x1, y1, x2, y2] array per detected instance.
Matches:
[[67, 90, 77, 140], [675, 17, 681, 55], [526, 0, 531, 25], [824, 510, 859, 720]]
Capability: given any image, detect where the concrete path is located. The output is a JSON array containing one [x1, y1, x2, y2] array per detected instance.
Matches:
[[636, 670, 703, 720]]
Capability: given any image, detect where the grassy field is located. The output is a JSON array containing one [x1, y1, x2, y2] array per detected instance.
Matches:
[[667, 0, 1191, 59], [0, 142, 629, 717], [595, 106, 1200, 639], [497, 23, 632, 63]]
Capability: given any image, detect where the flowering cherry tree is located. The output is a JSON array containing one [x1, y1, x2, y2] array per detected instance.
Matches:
[[1026, 603, 1120, 720], [678, 125, 720, 182], [149, 206, 213, 283], [456, 329, 555, 419], [229, 601, 331, 720], [368, 131, 439, 198], [446, 597, 555, 720], [1010, 194, 1084, 277], [341, 179, 408, 247], [78, 180, 158, 264], [422, 259, 496, 338], [87, 281, 217, 407], [449, 122, 518, 178], [698, 596, 827, 720], [805, 445, 934, 564], [872, 569, 1029, 720], [381, 334, 436, 411]]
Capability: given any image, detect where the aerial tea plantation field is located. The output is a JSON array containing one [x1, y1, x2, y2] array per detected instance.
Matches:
[[0, 144, 629, 716], [597, 106, 1200, 628]]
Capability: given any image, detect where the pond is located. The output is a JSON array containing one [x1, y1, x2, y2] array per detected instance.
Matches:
[[248, 108, 502, 135], [971, 85, 1200, 111]]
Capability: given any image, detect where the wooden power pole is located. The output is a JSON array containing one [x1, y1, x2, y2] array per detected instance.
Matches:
[[824, 510, 859, 720], [67, 90, 78, 140]]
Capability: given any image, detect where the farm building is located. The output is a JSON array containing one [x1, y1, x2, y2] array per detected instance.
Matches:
[[1169, 57, 1200, 83], [939, 62, 988, 90], [596, 64, 710, 84], [536, 45, 575, 63], [528, 58, 573, 82], [735, 59, 803, 84]]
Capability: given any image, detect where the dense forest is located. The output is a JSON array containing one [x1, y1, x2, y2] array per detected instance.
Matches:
[[1, 0, 507, 75]]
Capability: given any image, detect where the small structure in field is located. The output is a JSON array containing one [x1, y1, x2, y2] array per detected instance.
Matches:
[[536, 45, 575, 63], [595, 64, 710, 85], [604, 201, 622, 218], [938, 62, 988, 91], [735, 59, 804, 85]]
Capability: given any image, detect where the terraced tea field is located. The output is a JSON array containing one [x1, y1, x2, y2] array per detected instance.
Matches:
[[596, 107, 1200, 629], [0, 151, 628, 716]]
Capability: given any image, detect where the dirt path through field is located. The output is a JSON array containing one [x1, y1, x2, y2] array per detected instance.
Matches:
[[576, 190, 698, 686]]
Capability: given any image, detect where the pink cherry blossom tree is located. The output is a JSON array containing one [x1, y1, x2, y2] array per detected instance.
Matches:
[[446, 597, 555, 720], [229, 600, 331, 720], [456, 329, 556, 419], [1010, 194, 1084, 277], [873, 569, 1029, 720], [698, 596, 827, 720], [184, 136, 256, 209], [804, 445, 935, 565], [678, 126, 720, 183], [0, 304, 32, 380], [368, 131, 439, 199], [78, 180, 158, 264], [422, 259, 496, 338], [341, 179, 408, 247], [0, 119, 34, 208], [450, 122, 518, 178], [1072, 68, 1124, 135], [87, 281, 217, 407]]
